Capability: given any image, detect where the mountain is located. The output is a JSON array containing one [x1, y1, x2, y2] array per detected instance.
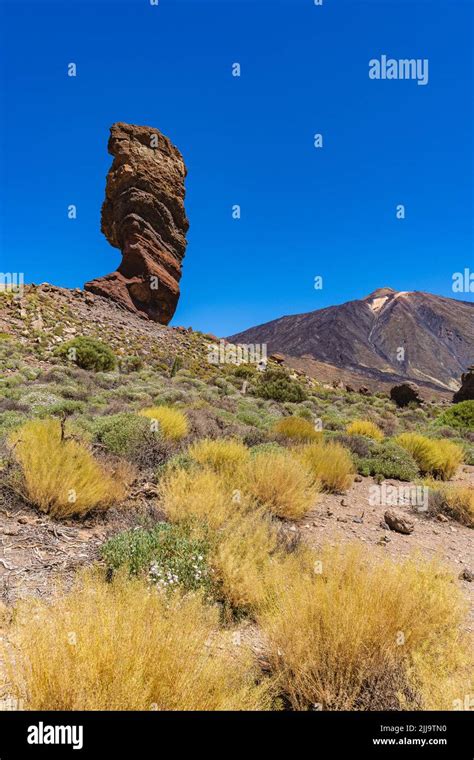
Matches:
[[228, 288, 474, 393]]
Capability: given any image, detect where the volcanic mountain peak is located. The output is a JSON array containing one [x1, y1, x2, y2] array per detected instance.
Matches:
[[228, 288, 474, 394]]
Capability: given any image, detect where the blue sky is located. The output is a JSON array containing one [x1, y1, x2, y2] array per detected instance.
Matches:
[[0, 0, 472, 335]]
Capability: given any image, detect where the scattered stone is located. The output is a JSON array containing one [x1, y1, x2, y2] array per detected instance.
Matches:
[[384, 509, 415, 535], [336, 517, 348, 523], [340, 498, 348, 506], [354, 475, 363, 483], [436, 513, 449, 522], [459, 568, 473, 582]]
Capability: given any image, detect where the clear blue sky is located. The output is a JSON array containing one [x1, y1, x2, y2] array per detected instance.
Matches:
[[1, 0, 472, 335]]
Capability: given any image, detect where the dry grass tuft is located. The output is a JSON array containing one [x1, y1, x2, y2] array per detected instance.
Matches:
[[273, 416, 322, 442], [346, 419, 384, 441], [139, 406, 188, 440], [188, 438, 250, 474], [2, 572, 273, 710], [395, 433, 464, 480], [296, 441, 354, 493], [243, 450, 319, 519], [258, 543, 472, 711], [426, 480, 474, 527], [8, 418, 130, 518]]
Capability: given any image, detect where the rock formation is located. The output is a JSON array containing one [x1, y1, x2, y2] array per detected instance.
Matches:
[[85, 122, 189, 324], [453, 366, 474, 403], [390, 382, 422, 408]]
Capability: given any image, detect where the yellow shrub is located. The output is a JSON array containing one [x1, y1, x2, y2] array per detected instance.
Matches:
[[243, 451, 319, 519], [213, 510, 280, 612], [8, 418, 130, 518], [297, 441, 354, 493], [139, 406, 188, 440], [188, 438, 250, 474], [395, 433, 464, 480], [258, 543, 471, 710], [3, 572, 273, 710], [426, 480, 474, 527], [346, 419, 384, 441], [273, 417, 322, 442], [159, 467, 248, 530]]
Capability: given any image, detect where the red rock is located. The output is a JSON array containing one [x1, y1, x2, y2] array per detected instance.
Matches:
[[85, 123, 189, 324]]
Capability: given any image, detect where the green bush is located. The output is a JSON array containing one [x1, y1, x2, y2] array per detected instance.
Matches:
[[355, 441, 419, 481], [254, 368, 306, 403], [56, 337, 116, 372], [436, 401, 474, 432], [101, 524, 215, 596], [91, 412, 171, 466]]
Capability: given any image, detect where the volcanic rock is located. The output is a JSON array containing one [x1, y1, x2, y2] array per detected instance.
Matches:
[[85, 122, 189, 324], [384, 509, 414, 535], [453, 365, 474, 403], [390, 382, 422, 408]]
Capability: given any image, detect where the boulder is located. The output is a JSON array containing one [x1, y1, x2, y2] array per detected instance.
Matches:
[[453, 366, 474, 403], [390, 382, 422, 407], [384, 509, 414, 535], [85, 122, 189, 324]]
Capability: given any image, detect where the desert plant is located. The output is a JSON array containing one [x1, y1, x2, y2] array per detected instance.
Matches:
[[56, 336, 116, 372], [255, 367, 306, 403], [188, 438, 250, 474], [395, 433, 464, 480], [297, 441, 354, 493], [101, 524, 216, 595], [159, 467, 248, 530], [273, 416, 322, 442], [139, 406, 188, 441], [258, 543, 471, 710], [426, 482, 474, 527], [3, 572, 273, 710], [346, 419, 384, 442], [355, 441, 419, 481], [8, 418, 130, 517], [91, 412, 171, 467], [243, 450, 319, 519], [436, 401, 474, 432]]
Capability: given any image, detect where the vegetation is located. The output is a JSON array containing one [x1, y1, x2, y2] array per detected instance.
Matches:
[[254, 367, 307, 403], [395, 433, 464, 480], [188, 438, 250, 473], [56, 336, 116, 372], [243, 450, 319, 519], [296, 441, 354, 493], [8, 418, 130, 517], [273, 416, 321, 442], [139, 406, 188, 440], [346, 419, 384, 442], [355, 441, 419, 481], [3, 572, 273, 710], [436, 400, 474, 432]]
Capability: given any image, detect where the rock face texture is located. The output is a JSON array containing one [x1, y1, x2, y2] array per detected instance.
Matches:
[[85, 122, 189, 324], [453, 366, 474, 403], [390, 383, 422, 408]]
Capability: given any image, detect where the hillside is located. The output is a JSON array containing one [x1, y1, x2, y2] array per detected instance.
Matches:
[[229, 288, 474, 393]]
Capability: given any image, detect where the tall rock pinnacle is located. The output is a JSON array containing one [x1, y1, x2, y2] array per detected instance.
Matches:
[[85, 122, 189, 324]]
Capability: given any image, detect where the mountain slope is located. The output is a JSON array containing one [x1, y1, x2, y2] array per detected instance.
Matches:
[[228, 288, 474, 391]]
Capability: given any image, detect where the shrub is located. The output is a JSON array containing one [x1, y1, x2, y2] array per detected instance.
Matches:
[[273, 416, 322, 442], [255, 368, 306, 403], [139, 406, 188, 441], [188, 438, 250, 474], [355, 441, 419, 481], [297, 441, 354, 493], [243, 451, 319, 519], [395, 433, 464, 480], [101, 524, 216, 595], [8, 418, 130, 518], [436, 401, 474, 432], [3, 572, 273, 710], [56, 336, 116, 372], [91, 412, 170, 467], [258, 544, 471, 710], [213, 510, 280, 613], [426, 482, 474, 527], [332, 433, 372, 458], [346, 419, 384, 442], [159, 468, 248, 530]]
